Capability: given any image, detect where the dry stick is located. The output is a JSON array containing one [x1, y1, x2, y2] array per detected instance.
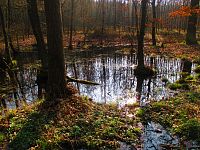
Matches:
[[66, 76, 100, 85]]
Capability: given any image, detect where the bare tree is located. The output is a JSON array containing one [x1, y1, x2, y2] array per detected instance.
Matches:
[[44, 0, 67, 99], [186, 0, 199, 45]]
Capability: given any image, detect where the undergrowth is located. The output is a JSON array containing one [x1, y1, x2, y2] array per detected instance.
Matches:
[[0, 96, 141, 150], [138, 66, 200, 145]]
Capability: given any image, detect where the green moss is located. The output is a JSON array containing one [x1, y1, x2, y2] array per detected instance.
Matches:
[[196, 73, 200, 79], [161, 77, 169, 83], [186, 92, 200, 103], [194, 57, 200, 65], [168, 83, 182, 90], [194, 65, 200, 73], [168, 82, 189, 90], [0, 133, 5, 143], [185, 75, 194, 81], [0, 97, 141, 150], [174, 119, 200, 142]]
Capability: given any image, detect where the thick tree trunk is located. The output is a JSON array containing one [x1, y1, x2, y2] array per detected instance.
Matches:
[[137, 0, 148, 69], [27, 0, 48, 69], [44, 0, 67, 99], [186, 0, 199, 45], [152, 0, 156, 46]]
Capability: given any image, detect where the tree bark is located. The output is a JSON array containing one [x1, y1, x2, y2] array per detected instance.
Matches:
[[137, 0, 148, 69], [186, 0, 199, 45], [0, 5, 11, 63], [113, 0, 117, 30], [26, 0, 48, 69], [152, 0, 156, 46], [101, 0, 105, 35], [44, 0, 67, 99], [68, 0, 74, 50]]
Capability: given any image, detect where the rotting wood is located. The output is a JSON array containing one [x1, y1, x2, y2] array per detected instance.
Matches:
[[66, 76, 100, 85]]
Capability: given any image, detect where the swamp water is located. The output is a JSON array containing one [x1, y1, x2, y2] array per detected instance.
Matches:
[[66, 51, 194, 150], [4, 50, 197, 149]]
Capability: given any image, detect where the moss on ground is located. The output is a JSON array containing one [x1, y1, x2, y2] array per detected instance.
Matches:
[[0, 96, 141, 150], [137, 67, 200, 145]]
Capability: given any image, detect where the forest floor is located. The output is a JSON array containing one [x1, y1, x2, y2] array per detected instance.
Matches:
[[0, 30, 200, 149], [0, 30, 200, 60], [138, 62, 200, 148], [0, 87, 142, 149]]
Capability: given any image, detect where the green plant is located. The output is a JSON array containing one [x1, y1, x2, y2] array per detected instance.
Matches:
[[174, 119, 200, 142], [186, 92, 200, 103], [194, 57, 200, 65], [70, 125, 82, 137], [185, 75, 194, 81], [0, 133, 5, 143], [161, 77, 169, 83], [168, 83, 182, 90], [194, 65, 200, 73], [168, 83, 189, 90]]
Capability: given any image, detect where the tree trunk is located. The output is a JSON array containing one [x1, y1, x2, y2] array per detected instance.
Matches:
[[137, 0, 148, 69], [68, 0, 74, 50], [152, 0, 156, 46], [44, 0, 67, 99], [26, 0, 48, 69], [113, 0, 117, 30], [101, 0, 105, 35], [133, 0, 139, 38], [186, 0, 199, 45], [0, 6, 11, 63]]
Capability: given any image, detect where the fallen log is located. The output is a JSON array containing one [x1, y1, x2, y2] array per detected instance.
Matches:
[[66, 76, 100, 85]]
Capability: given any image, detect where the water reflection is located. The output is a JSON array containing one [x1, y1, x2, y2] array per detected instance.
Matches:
[[66, 53, 187, 149], [143, 122, 179, 150], [67, 53, 183, 106], [1, 51, 197, 149]]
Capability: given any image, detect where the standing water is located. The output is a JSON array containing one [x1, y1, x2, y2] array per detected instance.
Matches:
[[65, 51, 195, 149], [66, 53, 183, 105], [3, 49, 196, 149]]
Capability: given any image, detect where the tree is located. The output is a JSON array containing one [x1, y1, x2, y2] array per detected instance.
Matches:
[[0, 5, 11, 63], [152, 0, 156, 46], [113, 0, 117, 30], [68, 0, 74, 50], [44, 0, 67, 99], [27, 0, 47, 69], [136, 0, 148, 70], [27, 0, 48, 98], [186, 0, 199, 45], [101, 0, 105, 35]]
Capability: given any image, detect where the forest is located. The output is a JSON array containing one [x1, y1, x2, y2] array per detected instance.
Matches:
[[0, 0, 200, 149]]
